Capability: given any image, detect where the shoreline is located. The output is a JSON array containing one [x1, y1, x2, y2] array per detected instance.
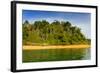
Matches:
[[23, 44, 91, 50]]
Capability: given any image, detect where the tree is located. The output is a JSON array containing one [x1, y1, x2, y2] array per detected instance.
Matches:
[[24, 20, 29, 24]]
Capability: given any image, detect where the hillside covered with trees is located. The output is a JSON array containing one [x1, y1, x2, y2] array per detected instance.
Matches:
[[23, 20, 91, 45]]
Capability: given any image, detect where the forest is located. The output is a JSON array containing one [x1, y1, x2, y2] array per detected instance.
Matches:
[[22, 20, 91, 45]]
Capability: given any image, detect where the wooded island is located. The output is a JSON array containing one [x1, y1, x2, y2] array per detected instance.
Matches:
[[23, 20, 91, 46]]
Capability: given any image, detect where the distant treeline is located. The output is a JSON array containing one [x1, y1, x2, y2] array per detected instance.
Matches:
[[23, 20, 91, 45]]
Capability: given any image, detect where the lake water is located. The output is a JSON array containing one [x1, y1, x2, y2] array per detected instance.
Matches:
[[23, 48, 91, 62]]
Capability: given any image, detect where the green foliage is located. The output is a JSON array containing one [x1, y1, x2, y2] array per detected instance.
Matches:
[[23, 20, 91, 45]]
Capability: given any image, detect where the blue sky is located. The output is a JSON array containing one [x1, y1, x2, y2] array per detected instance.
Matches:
[[22, 10, 91, 39]]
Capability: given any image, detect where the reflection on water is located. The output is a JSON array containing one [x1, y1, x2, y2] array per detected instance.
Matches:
[[23, 48, 91, 62], [82, 48, 91, 60]]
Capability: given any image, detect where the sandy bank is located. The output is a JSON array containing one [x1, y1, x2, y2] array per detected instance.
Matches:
[[23, 45, 91, 50]]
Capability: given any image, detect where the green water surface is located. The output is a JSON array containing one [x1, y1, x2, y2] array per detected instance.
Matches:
[[22, 48, 90, 63]]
